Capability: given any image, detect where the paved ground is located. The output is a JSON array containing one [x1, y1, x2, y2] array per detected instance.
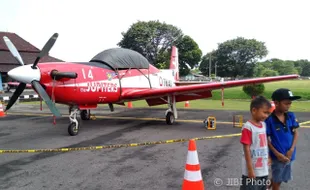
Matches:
[[0, 104, 309, 190]]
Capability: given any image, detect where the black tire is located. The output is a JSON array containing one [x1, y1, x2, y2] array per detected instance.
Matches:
[[68, 123, 78, 136], [80, 110, 90, 120], [166, 112, 175, 125]]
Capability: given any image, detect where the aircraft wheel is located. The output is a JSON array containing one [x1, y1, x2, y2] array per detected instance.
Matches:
[[166, 111, 175, 125], [68, 122, 79, 136], [80, 110, 90, 120]]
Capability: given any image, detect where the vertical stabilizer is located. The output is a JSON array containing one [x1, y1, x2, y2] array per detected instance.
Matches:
[[169, 46, 179, 81]]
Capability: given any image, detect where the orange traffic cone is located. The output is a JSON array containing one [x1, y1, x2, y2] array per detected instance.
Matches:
[[182, 139, 204, 190], [185, 101, 190, 108], [270, 101, 275, 113], [0, 102, 6, 117], [127, 101, 133, 108]]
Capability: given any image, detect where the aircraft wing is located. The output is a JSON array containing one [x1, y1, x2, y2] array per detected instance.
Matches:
[[121, 74, 299, 101]]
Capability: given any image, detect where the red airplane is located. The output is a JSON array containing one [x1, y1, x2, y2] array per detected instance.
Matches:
[[2, 33, 299, 136]]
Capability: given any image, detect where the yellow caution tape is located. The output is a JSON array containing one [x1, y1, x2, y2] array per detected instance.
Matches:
[[0, 133, 241, 154], [300, 121, 310, 125]]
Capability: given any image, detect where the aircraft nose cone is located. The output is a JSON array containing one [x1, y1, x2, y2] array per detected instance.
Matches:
[[8, 64, 41, 84]]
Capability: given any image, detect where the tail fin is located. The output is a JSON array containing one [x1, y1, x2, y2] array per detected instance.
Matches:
[[169, 46, 179, 81]]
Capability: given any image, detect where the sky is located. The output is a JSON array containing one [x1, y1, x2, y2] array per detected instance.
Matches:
[[1, 0, 309, 63]]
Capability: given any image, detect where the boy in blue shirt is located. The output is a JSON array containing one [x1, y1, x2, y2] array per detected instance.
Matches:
[[265, 88, 301, 190]]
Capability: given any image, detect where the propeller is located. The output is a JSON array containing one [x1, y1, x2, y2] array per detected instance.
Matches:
[[3, 33, 61, 117], [31, 81, 61, 117], [3, 36, 25, 66], [32, 33, 58, 69], [5, 82, 26, 111]]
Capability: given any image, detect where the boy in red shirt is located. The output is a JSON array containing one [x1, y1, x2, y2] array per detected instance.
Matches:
[[240, 96, 272, 190]]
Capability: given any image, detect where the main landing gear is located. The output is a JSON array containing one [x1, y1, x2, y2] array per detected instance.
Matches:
[[165, 96, 178, 125], [68, 106, 91, 136]]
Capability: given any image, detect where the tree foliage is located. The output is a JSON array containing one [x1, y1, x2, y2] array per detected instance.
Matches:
[[118, 20, 183, 66], [294, 59, 310, 76], [175, 35, 202, 76], [253, 58, 309, 77], [118, 20, 310, 78], [242, 84, 265, 98], [198, 50, 217, 77], [117, 20, 202, 75], [200, 37, 268, 78]]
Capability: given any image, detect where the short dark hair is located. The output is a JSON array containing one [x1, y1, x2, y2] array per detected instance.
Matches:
[[250, 96, 271, 112]]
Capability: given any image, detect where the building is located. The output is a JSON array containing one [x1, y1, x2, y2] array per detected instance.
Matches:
[[0, 32, 63, 92], [179, 71, 209, 81]]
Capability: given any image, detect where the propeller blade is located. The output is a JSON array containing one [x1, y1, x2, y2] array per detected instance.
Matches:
[[3, 36, 25, 66], [5, 82, 26, 111], [31, 81, 61, 117], [32, 33, 59, 69]]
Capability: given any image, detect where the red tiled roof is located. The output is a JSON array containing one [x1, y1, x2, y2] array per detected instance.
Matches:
[[0, 32, 64, 72], [0, 32, 39, 52], [0, 51, 63, 72]]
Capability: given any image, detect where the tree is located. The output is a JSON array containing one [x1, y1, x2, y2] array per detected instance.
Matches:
[[117, 20, 202, 76], [294, 59, 310, 76], [203, 37, 268, 78], [258, 59, 299, 75], [118, 20, 183, 67], [242, 84, 265, 98], [270, 59, 298, 75], [175, 35, 202, 76], [301, 64, 310, 76], [253, 64, 279, 77], [199, 50, 217, 76], [261, 69, 279, 77]]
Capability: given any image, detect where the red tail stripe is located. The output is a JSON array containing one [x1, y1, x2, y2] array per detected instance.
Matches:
[[185, 164, 200, 171]]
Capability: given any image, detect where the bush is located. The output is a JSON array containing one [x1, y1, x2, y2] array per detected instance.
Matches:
[[242, 83, 265, 98]]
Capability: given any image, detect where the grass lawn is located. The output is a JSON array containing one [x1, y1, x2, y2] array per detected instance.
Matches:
[[20, 79, 310, 112], [120, 99, 310, 112], [22, 99, 310, 112], [210, 79, 310, 100]]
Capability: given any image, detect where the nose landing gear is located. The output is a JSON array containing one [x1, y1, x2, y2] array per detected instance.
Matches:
[[67, 106, 93, 136], [68, 108, 79, 136]]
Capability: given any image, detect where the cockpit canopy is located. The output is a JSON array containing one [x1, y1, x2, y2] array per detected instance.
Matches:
[[90, 48, 150, 70]]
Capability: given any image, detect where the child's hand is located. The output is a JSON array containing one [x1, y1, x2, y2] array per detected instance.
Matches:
[[268, 157, 272, 166], [276, 153, 290, 163], [286, 148, 294, 160], [248, 170, 256, 179]]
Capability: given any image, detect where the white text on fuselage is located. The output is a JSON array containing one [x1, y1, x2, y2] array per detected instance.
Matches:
[[80, 82, 118, 92]]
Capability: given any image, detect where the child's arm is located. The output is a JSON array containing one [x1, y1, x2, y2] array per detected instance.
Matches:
[[286, 113, 299, 159], [240, 124, 255, 178], [267, 137, 290, 163], [243, 144, 255, 178], [291, 129, 298, 149], [265, 120, 289, 163], [286, 129, 298, 159]]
